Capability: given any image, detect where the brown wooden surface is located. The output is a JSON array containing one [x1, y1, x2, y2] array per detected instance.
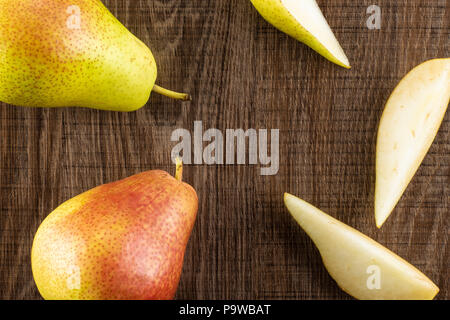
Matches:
[[0, 0, 448, 300]]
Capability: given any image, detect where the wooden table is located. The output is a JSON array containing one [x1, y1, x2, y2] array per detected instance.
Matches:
[[0, 0, 448, 300]]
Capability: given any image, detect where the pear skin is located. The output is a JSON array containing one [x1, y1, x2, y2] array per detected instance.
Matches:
[[284, 193, 439, 300], [250, 0, 350, 68], [0, 0, 189, 111], [31, 165, 198, 300], [375, 58, 450, 228]]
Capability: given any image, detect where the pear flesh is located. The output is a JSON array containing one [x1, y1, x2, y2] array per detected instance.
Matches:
[[375, 58, 450, 228], [250, 0, 350, 68], [284, 193, 439, 300]]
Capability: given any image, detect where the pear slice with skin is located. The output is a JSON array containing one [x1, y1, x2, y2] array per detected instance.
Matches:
[[250, 0, 350, 68], [284, 193, 439, 300], [375, 58, 450, 228]]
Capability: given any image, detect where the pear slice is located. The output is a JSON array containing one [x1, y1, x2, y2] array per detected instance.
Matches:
[[250, 0, 350, 68], [375, 58, 450, 228], [284, 193, 439, 300]]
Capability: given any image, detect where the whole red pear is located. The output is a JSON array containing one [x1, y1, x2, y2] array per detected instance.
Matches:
[[31, 162, 198, 300]]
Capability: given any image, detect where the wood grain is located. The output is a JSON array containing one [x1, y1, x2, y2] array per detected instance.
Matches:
[[0, 0, 448, 300]]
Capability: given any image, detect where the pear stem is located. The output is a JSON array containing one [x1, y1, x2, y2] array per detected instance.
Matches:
[[175, 158, 183, 182], [153, 85, 191, 101]]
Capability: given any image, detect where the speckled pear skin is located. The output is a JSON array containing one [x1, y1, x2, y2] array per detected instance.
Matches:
[[250, 0, 349, 68], [0, 0, 157, 111], [31, 170, 198, 300]]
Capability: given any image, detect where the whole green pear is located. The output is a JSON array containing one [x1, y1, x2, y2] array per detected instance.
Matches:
[[0, 0, 189, 112]]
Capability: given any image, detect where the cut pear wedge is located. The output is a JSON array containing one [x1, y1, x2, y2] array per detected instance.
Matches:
[[375, 58, 450, 228], [250, 0, 350, 68], [284, 193, 439, 300]]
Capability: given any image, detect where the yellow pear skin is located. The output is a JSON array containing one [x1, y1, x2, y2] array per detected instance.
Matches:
[[0, 0, 189, 112], [250, 0, 350, 68], [375, 58, 450, 228], [284, 193, 439, 300]]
